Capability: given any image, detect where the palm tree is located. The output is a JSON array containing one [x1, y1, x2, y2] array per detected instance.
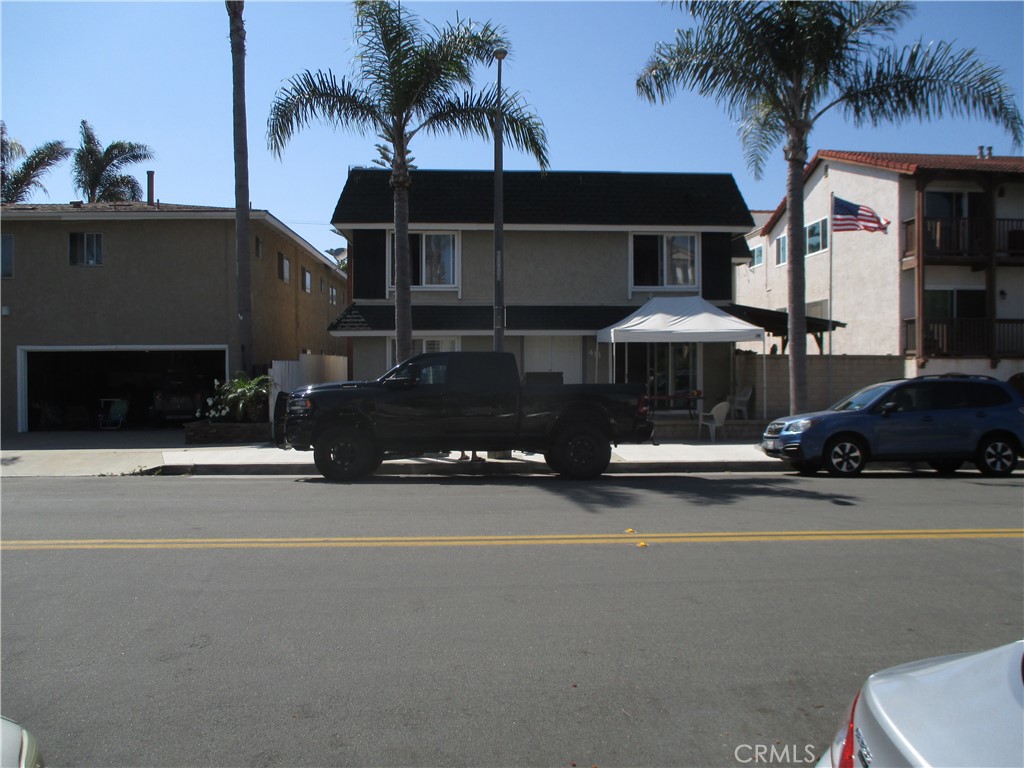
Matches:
[[71, 119, 154, 203], [227, 0, 253, 374], [1, 121, 72, 204], [637, 1, 1023, 414], [267, 0, 548, 362]]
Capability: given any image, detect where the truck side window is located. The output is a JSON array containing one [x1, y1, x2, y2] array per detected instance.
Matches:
[[418, 361, 447, 385]]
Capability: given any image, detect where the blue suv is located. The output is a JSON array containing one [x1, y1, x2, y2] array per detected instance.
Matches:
[[761, 375, 1024, 476]]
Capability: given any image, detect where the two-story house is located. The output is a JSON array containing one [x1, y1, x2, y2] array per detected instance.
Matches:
[[0, 197, 347, 434], [328, 168, 763, 412], [738, 150, 1024, 382]]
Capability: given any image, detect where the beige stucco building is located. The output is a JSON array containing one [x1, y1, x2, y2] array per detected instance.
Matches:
[[737, 150, 1024, 380], [0, 200, 347, 434]]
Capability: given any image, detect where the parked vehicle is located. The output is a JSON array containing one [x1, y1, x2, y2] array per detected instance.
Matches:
[[275, 351, 654, 481], [1, 715, 45, 768], [815, 640, 1024, 768], [761, 374, 1024, 476]]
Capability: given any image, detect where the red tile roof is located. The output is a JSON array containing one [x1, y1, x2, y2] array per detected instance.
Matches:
[[757, 150, 1024, 235]]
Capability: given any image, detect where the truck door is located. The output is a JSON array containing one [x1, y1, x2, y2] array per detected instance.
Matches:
[[372, 354, 452, 448], [445, 353, 520, 445]]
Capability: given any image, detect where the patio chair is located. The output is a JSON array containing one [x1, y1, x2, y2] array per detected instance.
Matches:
[[728, 386, 753, 420], [697, 401, 729, 442], [99, 399, 129, 429]]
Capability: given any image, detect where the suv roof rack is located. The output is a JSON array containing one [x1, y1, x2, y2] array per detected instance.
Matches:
[[913, 373, 998, 381]]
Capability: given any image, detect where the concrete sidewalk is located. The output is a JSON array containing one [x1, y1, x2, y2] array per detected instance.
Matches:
[[0, 430, 781, 478]]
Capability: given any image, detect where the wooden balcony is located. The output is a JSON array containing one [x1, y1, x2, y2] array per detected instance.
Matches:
[[903, 318, 1024, 357], [902, 218, 1024, 267]]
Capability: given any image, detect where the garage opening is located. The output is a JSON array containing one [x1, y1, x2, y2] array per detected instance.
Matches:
[[26, 349, 226, 431]]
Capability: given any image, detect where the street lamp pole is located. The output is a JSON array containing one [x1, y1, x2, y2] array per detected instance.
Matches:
[[493, 47, 507, 353]]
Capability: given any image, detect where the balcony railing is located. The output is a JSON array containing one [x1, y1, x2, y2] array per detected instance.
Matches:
[[902, 218, 1024, 263], [903, 318, 1024, 357]]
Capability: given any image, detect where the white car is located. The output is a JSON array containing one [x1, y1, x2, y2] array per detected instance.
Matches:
[[817, 640, 1024, 767], [0, 716, 44, 768]]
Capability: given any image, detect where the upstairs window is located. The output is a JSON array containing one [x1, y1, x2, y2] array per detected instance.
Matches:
[[389, 232, 457, 288], [69, 232, 102, 266], [301, 267, 312, 294], [774, 234, 788, 265], [278, 253, 290, 284], [749, 244, 763, 268], [329, 285, 338, 305], [1, 234, 12, 277], [805, 218, 829, 255], [632, 234, 698, 288]]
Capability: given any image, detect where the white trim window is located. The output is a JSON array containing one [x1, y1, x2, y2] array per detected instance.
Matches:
[[631, 233, 698, 289], [805, 218, 829, 256], [775, 234, 788, 266], [749, 244, 764, 268], [389, 232, 459, 289], [301, 266, 312, 294], [69, 232, 102, 266]]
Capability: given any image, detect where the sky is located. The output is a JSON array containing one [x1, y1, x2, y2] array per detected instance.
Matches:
[[2, 0, 1022, 257]]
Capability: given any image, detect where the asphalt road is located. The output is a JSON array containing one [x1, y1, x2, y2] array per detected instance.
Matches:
[[2, 472, 1022, 768]]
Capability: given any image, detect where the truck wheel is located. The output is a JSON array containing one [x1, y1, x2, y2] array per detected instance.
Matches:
[[314, 426, 381, 481], [543, 451, 565, 474], [552, 425, 611, 479], [975, 435, 1018, 477]]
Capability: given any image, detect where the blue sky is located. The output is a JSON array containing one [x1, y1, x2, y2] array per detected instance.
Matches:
[[2, 0, 1022, 255]]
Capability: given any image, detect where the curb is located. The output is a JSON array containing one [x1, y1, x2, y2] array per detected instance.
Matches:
[[146, 460, 787, 477]]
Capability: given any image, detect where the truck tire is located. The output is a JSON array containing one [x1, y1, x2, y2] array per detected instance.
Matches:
[[551, 424, 612, 479], [313, 425, 382, 481]]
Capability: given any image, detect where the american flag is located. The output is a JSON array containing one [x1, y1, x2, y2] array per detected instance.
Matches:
[[832, 196, 890, 233]]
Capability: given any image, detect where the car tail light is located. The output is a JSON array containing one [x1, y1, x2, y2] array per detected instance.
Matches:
[[638, 394, 650, 416], [836, 692, 860, 768]]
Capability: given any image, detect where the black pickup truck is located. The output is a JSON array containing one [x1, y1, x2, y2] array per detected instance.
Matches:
[[274, 351, 654, 480]]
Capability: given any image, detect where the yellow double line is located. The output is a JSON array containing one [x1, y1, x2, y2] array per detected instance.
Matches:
[[2, 528, 1021, 551]]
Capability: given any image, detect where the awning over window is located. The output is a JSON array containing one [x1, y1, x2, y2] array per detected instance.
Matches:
[[597, 297, 765, 344]]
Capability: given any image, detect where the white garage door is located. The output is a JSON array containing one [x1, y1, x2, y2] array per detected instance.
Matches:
[[523, 336, 582, 384]]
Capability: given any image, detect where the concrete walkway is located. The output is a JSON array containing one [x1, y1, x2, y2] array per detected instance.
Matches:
[[0, 429, 781, 478]]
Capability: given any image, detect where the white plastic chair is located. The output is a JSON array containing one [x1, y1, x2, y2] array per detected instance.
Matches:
[[697, 401, 730, 442], [728, 386, 753, 419]]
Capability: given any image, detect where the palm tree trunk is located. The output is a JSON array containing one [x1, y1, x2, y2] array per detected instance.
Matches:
[[227, 1, 253, 374], [785, 137, 808, 414], [392, 149, 413, 362]]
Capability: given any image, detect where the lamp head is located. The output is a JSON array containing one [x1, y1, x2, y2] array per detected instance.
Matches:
[[493, 47, 507, 62]]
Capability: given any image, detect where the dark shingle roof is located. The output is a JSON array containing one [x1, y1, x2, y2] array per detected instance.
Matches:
[[333, 169, 753, 229]]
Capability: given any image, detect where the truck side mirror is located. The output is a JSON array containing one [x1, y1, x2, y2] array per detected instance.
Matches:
[[389, 363, 420, 387]]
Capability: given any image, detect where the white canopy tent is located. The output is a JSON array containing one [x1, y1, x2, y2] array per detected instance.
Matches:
[[597, 296, 767, 418]]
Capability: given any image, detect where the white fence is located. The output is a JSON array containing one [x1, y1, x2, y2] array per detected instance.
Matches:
[[269, 354, 349, 414]]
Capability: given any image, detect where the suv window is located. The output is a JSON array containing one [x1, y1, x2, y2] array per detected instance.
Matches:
[[886, 383, 933, 413]]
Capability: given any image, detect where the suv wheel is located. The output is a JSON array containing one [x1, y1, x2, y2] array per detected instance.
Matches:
[[314, 425, 382, 481], [824, 436, 867, 476], [975, 435, 1018, 477]]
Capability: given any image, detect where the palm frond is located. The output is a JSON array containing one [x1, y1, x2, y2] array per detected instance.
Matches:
[[1, 140, 72, 203], [737, 100, 785, 180], [96, 173, 144, 202], [267, 70, 384, 157], [835, 40, 1024, 147]]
